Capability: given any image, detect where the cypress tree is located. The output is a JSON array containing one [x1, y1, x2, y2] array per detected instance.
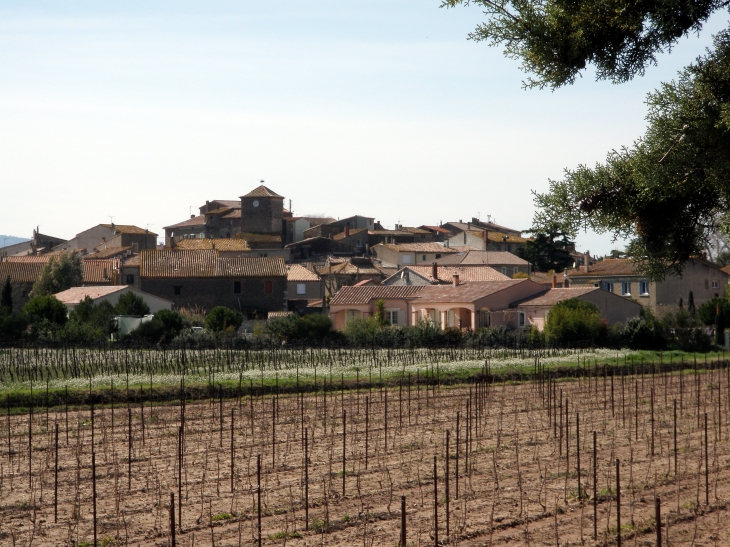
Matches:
[[688, 291, 696, 317], [0, 276, 11, 312]]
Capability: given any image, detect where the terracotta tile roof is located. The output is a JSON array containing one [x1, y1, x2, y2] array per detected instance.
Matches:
[[515, 287, 598, 307], [241, 185, 284, 199], [386, 265, 510, 284], [414, 280, 527, 304], [140, 250, 285, 278], [317, 261, 382, 276], [268, 311, 294, 319], [456, 229, 527, 243], [0, 257, 118, 284], [212, 200, 241, 209], [330, 285, 424, 305], [722, 265, 730, 276], [221, 209, 242, 220], [420, 225, 452, 234], [85, 247, 131, 259], [82, 260, 120, 283], [123, 255, 141, 267], [235, 232, 282, 244], [302, 217, 336, 226], [435, 250, 528, 266], [175, 238, 251, 251], [287, 264, 321, 282], [566, 258, 639, 277], [369, 230, 414, 236], [53, 285, 128, 305], [164, 216, 206, 229], [0, 261, 45, 283], [4, 256, 53, 263], [529, 271, 565, 287], [204, 207, 234, 216], [333, 228, 367, 240], [101, 224, 157, 236], [400, 227, 430, 234], [353, 279, 376, 287], [378, 243, 458, 253]]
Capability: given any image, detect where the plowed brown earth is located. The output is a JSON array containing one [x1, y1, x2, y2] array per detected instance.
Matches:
[[2, 368, 730, 546]]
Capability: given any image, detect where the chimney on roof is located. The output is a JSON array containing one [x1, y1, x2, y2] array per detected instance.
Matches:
[[432, 262, 438, 281], [467, 222, 470, 230], [345, 226, 350, 237], [452, 274, 460, 287], [190, 214, 195, 219], [584, 251, 590, 272], [552, 274, 557, 288]]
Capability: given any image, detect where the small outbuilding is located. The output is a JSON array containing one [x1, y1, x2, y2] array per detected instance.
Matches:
[[53, 286, 173, 313]]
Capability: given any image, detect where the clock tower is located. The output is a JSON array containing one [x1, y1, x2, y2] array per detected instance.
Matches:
[[239, 183, 285, 235]]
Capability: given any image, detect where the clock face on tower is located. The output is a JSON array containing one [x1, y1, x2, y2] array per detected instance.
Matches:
[[253, 200, 259, 208]]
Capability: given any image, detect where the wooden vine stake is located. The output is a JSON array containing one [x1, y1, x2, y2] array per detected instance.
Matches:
[[170, 492, 176, 547], [304, 427, 309, 530], [433, 455, 438, 547], [616, 458, 621, 547], [655, 497, 661, 546], [400, 495, 406, 547], [257, 454, 262, 547], [54, 422, 58, 523]]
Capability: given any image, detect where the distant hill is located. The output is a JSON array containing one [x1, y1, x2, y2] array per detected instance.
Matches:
[[0, 235, 29, 248]]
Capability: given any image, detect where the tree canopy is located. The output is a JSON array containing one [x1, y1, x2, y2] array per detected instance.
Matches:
[[32, 253, 83, 296], [444, 1, 730, 280], [516, 223, 574, 272], [442, 0, 726, 89]]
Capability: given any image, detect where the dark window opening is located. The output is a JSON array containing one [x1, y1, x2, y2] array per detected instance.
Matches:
[[126, 274, 134, 285], [174, 286, 182, 296], [234, 281, 241, 294], [264, 280, 274, 294]]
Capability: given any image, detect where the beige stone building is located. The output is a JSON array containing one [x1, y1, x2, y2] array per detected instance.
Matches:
[[566, 258, 729, 312]]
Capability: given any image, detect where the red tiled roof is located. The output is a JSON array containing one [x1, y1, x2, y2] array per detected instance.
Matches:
[[420, 225, 452, 234], [234, 232, 282, 244], [54, 285, 128, 304], [164, 216, 206, 229], [516, 287, 598, 307], [414, 280, 526, 303], [386, 265, 510, 284], [82, 259, 120, 283], [287, 264, 321, 282], [330, 285, 424, 305], [0, 261, 45, 283], [175, 239, 251, 251], [204, 207, 234, 216], [377, 243, 457, 253], [140, 250, 285, 278], [100, 224, 157, 236], [85, 247, 131, 259], [1, 257, 118, 284], [566, 258, 639, 277], [435, 250, 528, 266], [241, 185, 284, 199], [333, 228, 367, 240]]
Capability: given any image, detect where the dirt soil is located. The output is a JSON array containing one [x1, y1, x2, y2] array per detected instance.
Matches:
[[2, 367, 730, 546]]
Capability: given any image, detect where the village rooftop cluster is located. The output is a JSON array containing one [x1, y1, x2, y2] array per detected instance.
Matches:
[[2, 183, 728, 333]]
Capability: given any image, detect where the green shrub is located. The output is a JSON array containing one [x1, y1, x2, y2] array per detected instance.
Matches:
[[544, 298, 601, 346], [300, 314, 332, 339], [24, 295, 68, 326], [115, 291, 151, 316], [155, 309, 186, 337], [0, 308, 28, 340], [205, 306, 244, 332], [127, 318, 166, 343]]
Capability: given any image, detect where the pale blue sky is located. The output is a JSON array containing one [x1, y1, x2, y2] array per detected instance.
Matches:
[[1, 2, 727, 255]]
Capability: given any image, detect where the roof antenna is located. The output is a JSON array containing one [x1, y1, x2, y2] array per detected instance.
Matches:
[[108, 216, 115, 225]]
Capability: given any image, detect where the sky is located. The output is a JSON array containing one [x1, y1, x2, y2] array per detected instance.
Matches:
[[1, 2, 727, 255]]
